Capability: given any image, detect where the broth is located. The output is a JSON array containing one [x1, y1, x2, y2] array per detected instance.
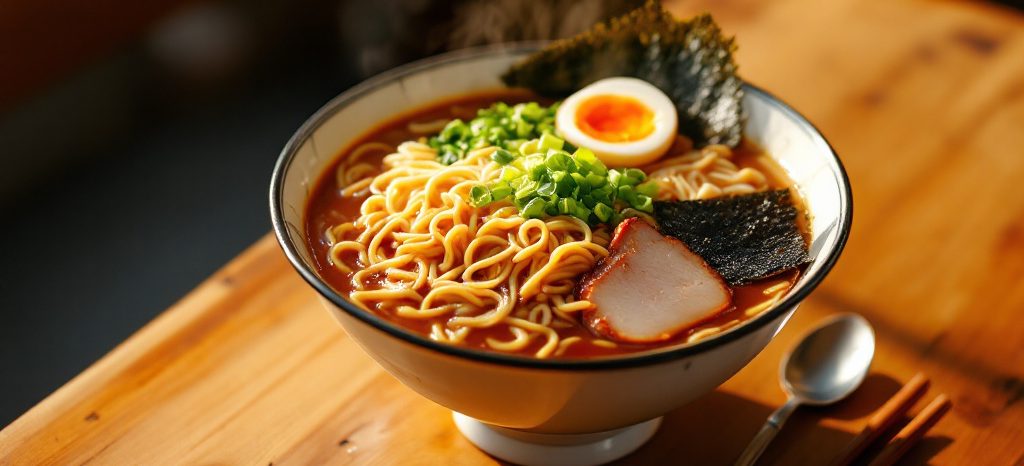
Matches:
[[304, 90, 805, 358]]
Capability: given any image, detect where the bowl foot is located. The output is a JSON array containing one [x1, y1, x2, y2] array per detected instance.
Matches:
[[452, 412, 662, 466]]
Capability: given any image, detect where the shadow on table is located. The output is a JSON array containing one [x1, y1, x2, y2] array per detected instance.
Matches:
[[615, 372, 952, 465], [486, 372, 951, 465]]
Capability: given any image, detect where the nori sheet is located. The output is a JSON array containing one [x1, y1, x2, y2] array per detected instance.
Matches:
[[501, 1, 744, 147], [654, 190, 810, 284]]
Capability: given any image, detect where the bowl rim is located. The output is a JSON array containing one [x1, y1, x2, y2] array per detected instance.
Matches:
[[270, 43, 853, 371]]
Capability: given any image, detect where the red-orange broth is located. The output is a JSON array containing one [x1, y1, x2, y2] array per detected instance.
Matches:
[[304, 90, 806, 358]]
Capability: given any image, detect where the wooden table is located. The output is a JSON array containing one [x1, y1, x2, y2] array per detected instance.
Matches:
[[3, 0, 1023, 464]]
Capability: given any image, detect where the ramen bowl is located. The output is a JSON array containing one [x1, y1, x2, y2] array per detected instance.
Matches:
[[270, 44, 851, 466]]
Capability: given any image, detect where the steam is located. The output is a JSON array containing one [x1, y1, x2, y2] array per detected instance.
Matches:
[[339, 0, 642, 77], [445, 0, 611, 49]]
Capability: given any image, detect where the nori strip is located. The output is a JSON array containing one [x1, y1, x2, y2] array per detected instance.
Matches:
[[501, 1, 744, 147], [654, 190, 810, 285]]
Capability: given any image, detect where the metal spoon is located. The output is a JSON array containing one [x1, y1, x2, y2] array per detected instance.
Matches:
[[735, 313, 875, 466]]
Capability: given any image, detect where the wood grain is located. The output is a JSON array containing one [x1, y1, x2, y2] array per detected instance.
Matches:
[[3, 0, 1024, 464]]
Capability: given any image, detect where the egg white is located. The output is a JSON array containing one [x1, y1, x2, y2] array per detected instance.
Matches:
[[556, 77, 678, 167]]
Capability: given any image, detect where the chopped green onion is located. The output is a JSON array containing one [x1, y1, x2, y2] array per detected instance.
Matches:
[[515, 120, 534, 138], [515, 180, 539, 199], [570, 173, 589, 194], [537, 181, 556, 197], [575, 148, 607, 176], [554, 173, 575, 196], [491, 148, 515, 165], [545, 151, 573, 171], [464, 134, 653, 225], [558, 198, 577, 215], [618, 185, 637, 204], [509, 175, 529, 191], [429, 102, 558, 164], [520, 102, 545, 121], [575, 205, 592, 221], [501, 166, 523, 181], [636, 180, 660, 197], [593, 203, 613, 222], [505, 139, 526, 151], [439, 150, 459, 166], [518, 139, 539, 156], [573, 147, 597, 164], [529, 163, 548, 182], [439, 119, 469, 142], [620, 175, 641, 187], [608, 169, 624, 188], [490, 181, 513, 201], [469, 185, 492, 207], [539, 133, 564, 152], [633, 194, 654, 213], [522, 154, 545, 173], [591, 186, 613, 205], [585, 173, 606, 188], [624, 168, 646, 182], [521, 198, 547, 218], [545, 201, 559, 216]]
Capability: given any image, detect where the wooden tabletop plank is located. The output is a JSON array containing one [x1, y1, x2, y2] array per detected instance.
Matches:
[[3, 0, 1024, 464]]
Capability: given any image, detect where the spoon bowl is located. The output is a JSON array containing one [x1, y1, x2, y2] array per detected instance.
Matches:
[[783, 313, 876, 405]]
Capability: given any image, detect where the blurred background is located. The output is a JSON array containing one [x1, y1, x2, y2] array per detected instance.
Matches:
[[1, 0, 1022, 427], [0, 0, 653, 426]]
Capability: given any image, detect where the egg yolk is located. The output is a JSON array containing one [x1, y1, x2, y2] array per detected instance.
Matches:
[[575, 95, 655, 143]]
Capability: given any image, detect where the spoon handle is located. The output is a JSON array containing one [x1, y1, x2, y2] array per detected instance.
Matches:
[[735, 398, 800, 466]]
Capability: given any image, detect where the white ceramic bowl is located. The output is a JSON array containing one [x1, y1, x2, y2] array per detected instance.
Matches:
[[270, 44, 852, 464]]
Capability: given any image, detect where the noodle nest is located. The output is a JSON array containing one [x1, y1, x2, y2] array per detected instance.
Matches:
[[325, 137, 783, 358]]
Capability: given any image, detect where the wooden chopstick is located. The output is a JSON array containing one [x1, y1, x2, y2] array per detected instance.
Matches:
[[867, 394, 952, 466], [831, 373, 930, 466]]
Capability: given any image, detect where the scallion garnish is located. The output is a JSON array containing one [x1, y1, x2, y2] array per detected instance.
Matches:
[[429, 101, 559, 164], [466, 134, 659, 225]]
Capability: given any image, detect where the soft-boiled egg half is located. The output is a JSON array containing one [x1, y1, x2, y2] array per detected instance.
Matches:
[[556, 77, 677, 167]]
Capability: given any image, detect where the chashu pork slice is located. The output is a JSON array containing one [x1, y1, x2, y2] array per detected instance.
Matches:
[[578, 218, 732, 343]]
